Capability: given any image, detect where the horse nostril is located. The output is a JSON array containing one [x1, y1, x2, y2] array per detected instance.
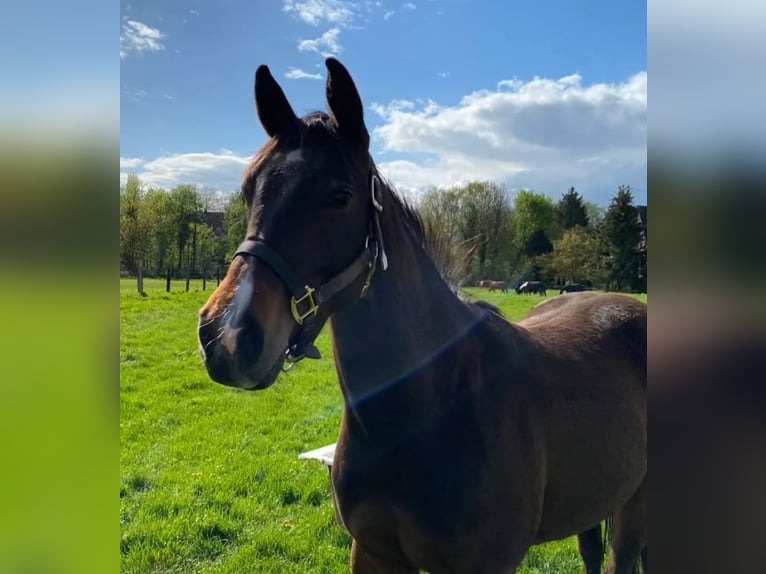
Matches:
[[230, 313, 265, 371]]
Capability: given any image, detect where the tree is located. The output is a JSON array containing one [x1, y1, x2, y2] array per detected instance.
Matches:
[[168, 184, 203, 273], [522, 229, 553, 258], [198, 186, 226, 213], [119, 174, 150, 293], [141, 188, 176, 276], [223, 192, 247, 260], [418, 186, 465, 243], [196, 224, 221, 289], [584, 201, 605, 228], [459, 181, 512, 280], [510, 189, 558, 249], [551, 226, 606, 285], [557, 187, 589, 230], [601, 185, 642, 291], [418, 181, 512, 281]]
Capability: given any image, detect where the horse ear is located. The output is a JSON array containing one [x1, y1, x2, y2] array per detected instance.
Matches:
[[325, 57, 369, 148], [254, 65, 297, 138]]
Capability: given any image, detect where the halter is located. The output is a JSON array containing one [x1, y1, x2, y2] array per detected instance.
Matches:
[[233, 173, 388, 369]]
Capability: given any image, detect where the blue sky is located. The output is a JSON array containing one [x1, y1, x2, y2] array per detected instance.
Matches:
[[120, 0, 646, 205]]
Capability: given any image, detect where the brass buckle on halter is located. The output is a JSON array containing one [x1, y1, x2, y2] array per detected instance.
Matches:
[[290, 286, 318, 325]]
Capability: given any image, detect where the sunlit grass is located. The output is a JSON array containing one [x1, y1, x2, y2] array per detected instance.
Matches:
[[120, 279, 645, 573]]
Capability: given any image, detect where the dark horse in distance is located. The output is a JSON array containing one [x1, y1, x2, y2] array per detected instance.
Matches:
[[516, 280, 548, 296], [560, 283, 589, 294], [197, 58, 647, 574]]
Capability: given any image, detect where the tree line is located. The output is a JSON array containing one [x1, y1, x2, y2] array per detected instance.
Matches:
[[120, 174, 646, 293], [418, 181, 646, 292]]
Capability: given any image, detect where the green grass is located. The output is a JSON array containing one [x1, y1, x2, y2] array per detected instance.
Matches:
[[120, 279, 645, 573]]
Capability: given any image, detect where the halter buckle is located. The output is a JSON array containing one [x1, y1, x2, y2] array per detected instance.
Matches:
[[290, 286, 319, 325]]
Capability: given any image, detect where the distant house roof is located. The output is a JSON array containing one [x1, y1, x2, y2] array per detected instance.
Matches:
[[204, 211, 225, 237]]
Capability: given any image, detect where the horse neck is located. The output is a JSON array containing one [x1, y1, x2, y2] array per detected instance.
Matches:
[[329, 195, 477, 439]]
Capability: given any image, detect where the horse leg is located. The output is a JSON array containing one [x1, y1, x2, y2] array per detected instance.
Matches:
[[577, 524, 604, 574], [605, 478, 646, 574], [350, 539, 418, 574]]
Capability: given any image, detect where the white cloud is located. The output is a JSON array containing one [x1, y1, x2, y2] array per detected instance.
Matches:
[[383, 10, 394, 20], [285, 67, 323, 80], [297, 27, 342, 54], [119, 150, 251, 191], [120, 20, 165, 59], [120, 157, 144, 170], [437, 71, 449, 78], [371, 72, 647, 204], [189, 9, 199, 16], [283, 0, 354, 26], [402, 2, 416, 9]]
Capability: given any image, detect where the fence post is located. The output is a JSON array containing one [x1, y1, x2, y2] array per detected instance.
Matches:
[[166, 268, 171, 292]]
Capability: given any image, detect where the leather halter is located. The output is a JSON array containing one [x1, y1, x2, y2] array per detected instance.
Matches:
[[233, 173, 388, 369]]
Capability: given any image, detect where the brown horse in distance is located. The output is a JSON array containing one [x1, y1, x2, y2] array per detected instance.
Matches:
[[485, 280, 508, 293], [197, 58, 647, 574]]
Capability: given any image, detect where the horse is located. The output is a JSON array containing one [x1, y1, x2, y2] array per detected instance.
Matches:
[[517, 280, 547, 296], [486, 280, 508, 293], [560, 283, 588, 294], [197, 58, 647, 574]]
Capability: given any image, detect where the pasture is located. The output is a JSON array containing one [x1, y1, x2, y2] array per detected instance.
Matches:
[[120, 279, 646, 573]]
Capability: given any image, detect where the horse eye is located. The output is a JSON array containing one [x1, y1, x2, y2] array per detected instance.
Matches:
[[329, 190, 353, 209]]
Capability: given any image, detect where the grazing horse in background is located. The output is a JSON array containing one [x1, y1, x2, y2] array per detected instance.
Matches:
[[560, 283, 588, 294], [486, 280, 508, 293], [197, 58, 647, 574], [517, 280, 547, 296]]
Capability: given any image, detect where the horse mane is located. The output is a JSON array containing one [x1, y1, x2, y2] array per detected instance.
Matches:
[[369, 168, 505, 319], [370, 167, 477, 294]]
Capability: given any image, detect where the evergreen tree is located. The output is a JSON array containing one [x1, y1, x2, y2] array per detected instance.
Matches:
[[557, 187, 589, 230], [601, 185, 642, 291]]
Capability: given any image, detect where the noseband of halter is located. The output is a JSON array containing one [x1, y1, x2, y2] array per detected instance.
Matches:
[[232, 173, 388, 369]]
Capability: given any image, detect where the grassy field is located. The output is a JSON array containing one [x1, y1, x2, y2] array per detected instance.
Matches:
[[120, 278, 646, 573]]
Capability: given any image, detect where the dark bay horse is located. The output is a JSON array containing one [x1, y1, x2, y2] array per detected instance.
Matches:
[[517, 280, 548, 296], [197, 58, 647, 574]]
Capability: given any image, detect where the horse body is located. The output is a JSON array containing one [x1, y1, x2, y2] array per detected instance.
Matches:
[[197, 57, 647, 574], [516, 280, 547, 295], [330, 245, 646, 572], [486, 280, 508, 292]]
